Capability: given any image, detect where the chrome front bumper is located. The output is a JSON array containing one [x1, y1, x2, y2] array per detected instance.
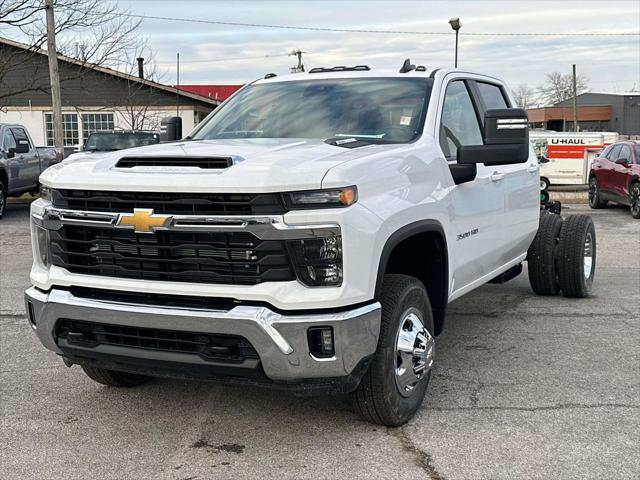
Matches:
[[25, 287, 381, 382]]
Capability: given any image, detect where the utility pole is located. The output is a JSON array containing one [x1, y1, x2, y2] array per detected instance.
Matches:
[[572, 64, 578, 132], [289, 49, 306, 73], [176, 52, 180, 117], [44, 0, 63, 153]]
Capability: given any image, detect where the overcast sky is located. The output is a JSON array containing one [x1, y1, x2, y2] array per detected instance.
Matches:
[[112, 1, 639, 91]]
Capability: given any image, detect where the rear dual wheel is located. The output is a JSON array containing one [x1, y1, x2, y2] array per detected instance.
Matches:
[[557, 215, 596, 298], [528, 213, 563, 295], [528, 214, 596, 298]]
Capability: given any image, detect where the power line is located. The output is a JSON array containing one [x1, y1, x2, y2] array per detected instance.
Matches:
[[158, 53, 293, 65], [120, 12, 640, 37]]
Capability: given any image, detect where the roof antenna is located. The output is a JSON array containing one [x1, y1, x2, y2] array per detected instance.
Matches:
[[399, 58, 416, 73]]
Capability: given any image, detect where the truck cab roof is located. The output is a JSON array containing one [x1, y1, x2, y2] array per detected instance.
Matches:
[[253, 63, 507, 86]]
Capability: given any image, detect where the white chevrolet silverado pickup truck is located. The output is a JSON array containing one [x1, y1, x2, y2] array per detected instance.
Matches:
[[25, 62, 597, 426]]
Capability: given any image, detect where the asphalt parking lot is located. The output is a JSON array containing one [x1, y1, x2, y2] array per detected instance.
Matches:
[[1, 202, 638, 480]]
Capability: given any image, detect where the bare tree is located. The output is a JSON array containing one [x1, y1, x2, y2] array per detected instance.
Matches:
[[512, 84, 537, 109], [1, 0, 142, 105], [538, 71, 589, 105], [114, 46, 167, 131]]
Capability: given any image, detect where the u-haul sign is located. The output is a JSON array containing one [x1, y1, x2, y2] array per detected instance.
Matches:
[[547, 136, 603, 159], [531, 131, 619, 185]]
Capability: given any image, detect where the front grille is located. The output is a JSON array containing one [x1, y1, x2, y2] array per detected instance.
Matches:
[[56, 319, 259, 363], [50, 226, 295, 285], [69, 287, 238, 311], [53, 190, 287, 215], [115, 156, 232, 169]]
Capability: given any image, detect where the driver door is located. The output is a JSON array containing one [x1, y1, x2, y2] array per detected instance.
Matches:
[[438, 79, 506, 295]]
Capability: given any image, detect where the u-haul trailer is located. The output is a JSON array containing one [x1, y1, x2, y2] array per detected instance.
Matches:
[[531, 131, 619, 186]]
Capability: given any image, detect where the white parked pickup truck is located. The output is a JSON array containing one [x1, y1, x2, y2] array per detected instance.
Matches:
[[25, 62, 597, 426]]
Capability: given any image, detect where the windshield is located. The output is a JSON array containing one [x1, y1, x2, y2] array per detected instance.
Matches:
[[191, 78, 433, 144], [85, 132, 160, 151]]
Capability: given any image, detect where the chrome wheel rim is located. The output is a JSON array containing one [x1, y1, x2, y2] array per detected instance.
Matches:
[[0, 185, 5, 213], [394, 308, 434, 397], [583, 232, 593, 279]]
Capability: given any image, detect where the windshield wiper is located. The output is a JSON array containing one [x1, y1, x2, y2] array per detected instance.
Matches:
[[324, 136, 374, 148], [334, 133, 386, 139]]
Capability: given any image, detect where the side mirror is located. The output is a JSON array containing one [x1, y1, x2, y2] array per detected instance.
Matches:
[[6, 148, 15, 159], [457, 108, 530, 166], [9, 140, 30, 156], [616, 158, 630, 166], [160, 116, 182, 142], [539, 155, 550, 164]]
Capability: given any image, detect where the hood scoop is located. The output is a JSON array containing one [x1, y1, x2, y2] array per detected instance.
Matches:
[[115, 156, 233, 169]]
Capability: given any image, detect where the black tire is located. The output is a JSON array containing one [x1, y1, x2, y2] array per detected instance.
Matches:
[[528, 213, 563, 295], [588, 176, 607, 209], [81, 365, 153, 387], [629, 182, 640, 219], [0, 180, 6, 219], [351, 274, 435, 427], [557, 215, 596, 298], [540, 177, 550, 191]]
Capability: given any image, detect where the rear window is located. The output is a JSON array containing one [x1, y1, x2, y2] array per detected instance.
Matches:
[[476, 82, 509, 109]]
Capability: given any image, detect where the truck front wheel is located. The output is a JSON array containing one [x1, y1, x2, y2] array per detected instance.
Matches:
[[81, 366, 153, 387], [351, 274, 435, 426]]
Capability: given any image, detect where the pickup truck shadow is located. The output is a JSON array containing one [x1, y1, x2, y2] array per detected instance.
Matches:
[[66, 280, 534, 427]]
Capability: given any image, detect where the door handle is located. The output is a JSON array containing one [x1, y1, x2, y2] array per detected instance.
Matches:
[[527, 164, 539, 173], [490, 171, 505, 182]]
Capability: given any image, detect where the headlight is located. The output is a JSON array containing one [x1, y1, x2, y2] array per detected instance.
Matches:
[[287, 235, 343, 286], [35, 225, 50, 267], [39, 185, 52, 202], [283, 186, 357, 210]]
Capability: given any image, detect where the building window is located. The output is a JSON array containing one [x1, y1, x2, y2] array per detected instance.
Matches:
[[82, 113, 114, 137], [44, 113, 79, 147]]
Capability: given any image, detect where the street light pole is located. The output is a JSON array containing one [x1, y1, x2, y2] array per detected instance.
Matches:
[[449, 18, 462, 68]]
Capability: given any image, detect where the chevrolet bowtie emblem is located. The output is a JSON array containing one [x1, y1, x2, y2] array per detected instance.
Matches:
[[117, 208, 172, 233]]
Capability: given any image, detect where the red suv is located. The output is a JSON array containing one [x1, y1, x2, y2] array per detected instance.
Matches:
[[589, 141, 640, 218]]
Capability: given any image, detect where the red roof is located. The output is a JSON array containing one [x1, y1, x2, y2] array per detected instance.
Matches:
[[177, 85, 243, 101]]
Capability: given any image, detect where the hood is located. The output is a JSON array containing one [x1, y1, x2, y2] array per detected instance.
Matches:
[[40, 138, 387, 193]]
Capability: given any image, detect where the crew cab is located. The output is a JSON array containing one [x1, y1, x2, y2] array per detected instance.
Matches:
[[0, 123, 60, 218], [588, 140, 640, 218], [25, 62, 597, 426]]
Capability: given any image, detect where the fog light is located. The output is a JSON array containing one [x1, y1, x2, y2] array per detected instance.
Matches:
[[308, 327, 335, 358]]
